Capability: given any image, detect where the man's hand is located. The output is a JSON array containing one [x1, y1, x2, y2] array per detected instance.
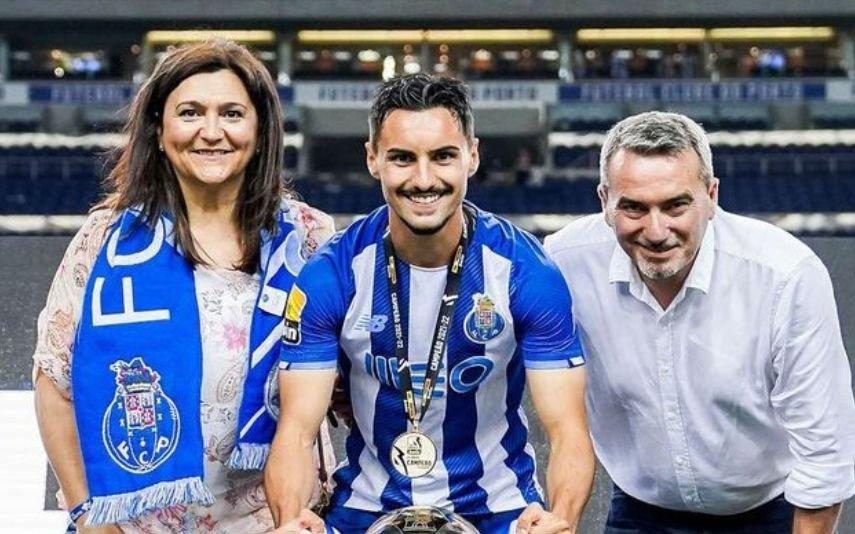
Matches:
[[516, 503, 572, 534], [272, 507, 326, 534]]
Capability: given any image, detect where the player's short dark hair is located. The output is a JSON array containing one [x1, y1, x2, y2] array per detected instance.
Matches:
[[368, 73, 474, 148]]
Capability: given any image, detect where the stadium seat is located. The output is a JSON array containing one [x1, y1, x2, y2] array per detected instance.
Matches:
[[809, 102, 855, 130]]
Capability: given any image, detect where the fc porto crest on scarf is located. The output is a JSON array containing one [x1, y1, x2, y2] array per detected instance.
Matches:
[[463, 293, 505, 343], [103, 357, 180, 474]]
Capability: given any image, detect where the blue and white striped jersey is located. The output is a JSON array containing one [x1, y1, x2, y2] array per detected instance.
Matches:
[[280, 203, 585, 517]]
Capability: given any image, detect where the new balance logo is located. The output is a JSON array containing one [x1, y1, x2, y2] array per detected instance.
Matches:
[[354, 314, 389, 333]]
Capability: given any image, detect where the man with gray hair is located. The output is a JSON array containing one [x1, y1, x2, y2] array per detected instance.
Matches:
[[544, 111, 855, 532]]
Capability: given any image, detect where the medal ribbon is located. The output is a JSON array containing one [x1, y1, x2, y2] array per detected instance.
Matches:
[[382, 207, 474, 431]]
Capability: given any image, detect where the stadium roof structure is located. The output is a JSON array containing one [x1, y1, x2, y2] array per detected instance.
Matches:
[[0, 0, 854, 25]]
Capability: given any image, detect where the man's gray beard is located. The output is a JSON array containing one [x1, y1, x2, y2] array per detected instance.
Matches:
[[637, 260, 681, 281]]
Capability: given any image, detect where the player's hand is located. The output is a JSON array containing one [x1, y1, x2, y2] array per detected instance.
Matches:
[[272, 508, 325, 533], [516, 502, 573, 534]]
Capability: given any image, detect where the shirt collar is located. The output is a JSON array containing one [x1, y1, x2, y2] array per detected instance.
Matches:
[[608, 240, 635, 285], [608, 215, 717, 295], [684, 218, 715, 294]]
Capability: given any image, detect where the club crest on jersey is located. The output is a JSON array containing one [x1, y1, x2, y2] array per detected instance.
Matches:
[[283, 285, 307, 344], [103, 357, 179, 474], [464, 293, 505, 343]]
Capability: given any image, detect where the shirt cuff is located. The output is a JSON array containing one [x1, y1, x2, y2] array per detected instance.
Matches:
[[523, 353, 586, 370], [279, 360, 337, 370], [785, 460, 855, 508]]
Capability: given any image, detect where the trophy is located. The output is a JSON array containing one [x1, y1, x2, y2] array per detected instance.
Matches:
[[366, 506, 479, 534]]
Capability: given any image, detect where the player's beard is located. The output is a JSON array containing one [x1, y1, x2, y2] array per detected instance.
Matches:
[[636, 260, 682, 280]]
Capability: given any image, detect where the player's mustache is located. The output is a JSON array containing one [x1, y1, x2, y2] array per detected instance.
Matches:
[[398, 187, 451, 196]]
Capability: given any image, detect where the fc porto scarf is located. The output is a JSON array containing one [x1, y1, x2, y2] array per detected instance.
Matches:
[[72, 206, 304, 525]]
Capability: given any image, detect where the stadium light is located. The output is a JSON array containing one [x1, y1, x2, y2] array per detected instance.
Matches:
[[708, 27, 834, 41], [576, 28, 706, 43], [145, 30, 276, 45], [576, 26, 834, 43], [297, 30, 425, 44], [296, 29, 553, 44], [424, 29, 553, 43]]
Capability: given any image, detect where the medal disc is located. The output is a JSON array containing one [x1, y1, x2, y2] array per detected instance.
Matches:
[[390, 431, 437, 478]]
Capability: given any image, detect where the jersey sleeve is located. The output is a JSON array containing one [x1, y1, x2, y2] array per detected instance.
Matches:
[[511, 248, 585, 370], [279, 247, 348, 370]]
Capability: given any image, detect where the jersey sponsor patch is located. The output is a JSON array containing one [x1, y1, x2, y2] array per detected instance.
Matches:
[[463, 293, 505, 343], [283, 285, 307, 344]]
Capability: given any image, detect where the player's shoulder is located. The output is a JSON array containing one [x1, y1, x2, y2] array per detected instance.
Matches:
[[471, 203, 548, 264], [713, 209, 816, 274], [469, 204, 569, 293], [312, 205, 388, 262]]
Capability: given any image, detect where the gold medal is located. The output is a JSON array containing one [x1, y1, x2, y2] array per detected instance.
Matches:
[[390, 431, 438, 478]]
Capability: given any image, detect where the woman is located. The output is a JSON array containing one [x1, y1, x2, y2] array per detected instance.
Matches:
[[33, 40, 334, 533]]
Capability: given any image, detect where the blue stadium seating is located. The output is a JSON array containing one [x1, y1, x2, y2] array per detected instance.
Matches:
[[1, 145, 853, 216]]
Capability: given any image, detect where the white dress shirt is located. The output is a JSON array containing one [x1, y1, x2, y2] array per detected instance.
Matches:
[[544, 208, 855, 514]]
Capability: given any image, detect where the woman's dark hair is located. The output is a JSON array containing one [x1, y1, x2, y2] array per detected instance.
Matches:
[[99, 39, 286, 272]]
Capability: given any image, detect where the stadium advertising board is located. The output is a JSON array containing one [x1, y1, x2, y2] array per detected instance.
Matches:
[[559, 80, 833, 102], [292, 81, 558, 107], [826, 79, 855, 102], [0, 83, 29, 105], [27, 83, 136, 105], [4, 80, 853, 106]]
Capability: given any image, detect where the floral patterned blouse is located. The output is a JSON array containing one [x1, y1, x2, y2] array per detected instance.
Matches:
[[33, 201, 336, 533]]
